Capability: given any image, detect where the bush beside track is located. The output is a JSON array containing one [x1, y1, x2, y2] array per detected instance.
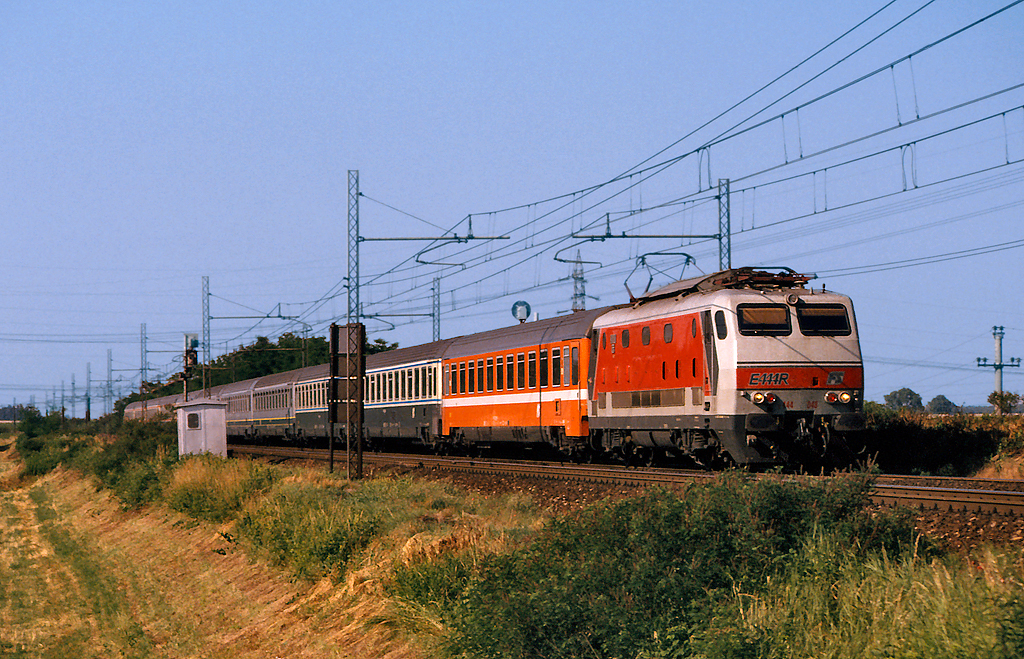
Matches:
[[860, 403, 1024, 476], [6, 414, 1024, 658]]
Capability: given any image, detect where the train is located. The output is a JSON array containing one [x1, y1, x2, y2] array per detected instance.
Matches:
[[125, 267, 865, 469]]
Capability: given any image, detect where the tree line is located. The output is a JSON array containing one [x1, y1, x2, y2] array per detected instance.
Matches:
[[116, 332, 397, 413], [884, 387, 1021, 414]]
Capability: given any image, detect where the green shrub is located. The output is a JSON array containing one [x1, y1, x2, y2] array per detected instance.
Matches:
[[861, 408, 1002, 475], [16, 432, 89, 477], [444, 473, 917, 659], [237, 482, 383, 580], [164, 455, 276, 521], [76, 421, 178, 507], [388, 554, 474, 607]]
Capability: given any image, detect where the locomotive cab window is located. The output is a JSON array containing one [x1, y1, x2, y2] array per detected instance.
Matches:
[[714, 310, 728, 340], [737, 304, 792, 336], [796, 304, 852, 336]]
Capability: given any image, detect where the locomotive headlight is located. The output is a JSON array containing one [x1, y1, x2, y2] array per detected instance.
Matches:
[[839, 391, 853, 404], [752, 392, 766, 404], [825, 391, 839, 404], [764, 393, 778, 404]]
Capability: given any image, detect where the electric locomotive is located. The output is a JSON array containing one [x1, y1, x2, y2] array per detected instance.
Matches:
[[587, 267, 864, 467]]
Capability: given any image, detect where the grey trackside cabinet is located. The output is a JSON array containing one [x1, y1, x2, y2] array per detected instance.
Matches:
[[175, 399, 228, 457]]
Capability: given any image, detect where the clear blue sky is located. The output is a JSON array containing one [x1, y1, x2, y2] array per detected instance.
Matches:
[[2, 0, 1022, 415]]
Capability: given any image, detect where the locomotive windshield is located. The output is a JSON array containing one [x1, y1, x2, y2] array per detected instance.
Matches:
[[737, 304, 791, 336], [795, 304, 851, 336]]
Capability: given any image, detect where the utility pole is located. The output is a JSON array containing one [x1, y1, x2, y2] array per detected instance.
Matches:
[[85, 362, 91, 421], [203, 276, 211, 394], [141, 323, 148, 420], [107, 349, 113, 416], [977, 326, 1020, 413]]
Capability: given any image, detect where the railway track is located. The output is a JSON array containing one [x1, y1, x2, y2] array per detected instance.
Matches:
[[227, 444, 1024, 515]]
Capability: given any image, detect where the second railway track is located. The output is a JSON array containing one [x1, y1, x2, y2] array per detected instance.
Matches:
[[228, 444, 1024, 516]]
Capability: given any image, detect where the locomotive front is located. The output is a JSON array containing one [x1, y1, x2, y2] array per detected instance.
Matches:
[[715, 281, 864, 467], [589, 268, 865, 469]]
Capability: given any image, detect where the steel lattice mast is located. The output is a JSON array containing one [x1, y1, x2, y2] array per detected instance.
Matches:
[[347, 170, 360, 324]]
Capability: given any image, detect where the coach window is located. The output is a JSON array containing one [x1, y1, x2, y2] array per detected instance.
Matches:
[[642, 326, 651, 345], [477, 359, 484, 393], [467, 361, 475, 393], [528, 351, 537, 388], [387, 372, 393, 401], [539, 350, 548, 387], [664, 323, 673, 343], [445, 365, 452, 396], [459, 362, 466, 394], [486, 358, 494, 391], [517, 353, 526, 389], [622, 329, 630, 348], [572, 347, 580, 385], [551, 348, 561, 387], [400, 370, 406, 400], [496, 357, 504, 391], [413, 368, 420, 399], [508, 354, 515, 390]]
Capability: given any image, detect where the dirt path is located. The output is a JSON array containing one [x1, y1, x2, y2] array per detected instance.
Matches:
[[0, 442, 424, 658]]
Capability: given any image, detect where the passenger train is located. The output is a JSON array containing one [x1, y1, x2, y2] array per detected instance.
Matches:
[[125, 267, 865, 468]]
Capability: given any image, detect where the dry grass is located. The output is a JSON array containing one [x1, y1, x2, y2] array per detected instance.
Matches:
[[0, 462, 428, 657], [975, 453, 1024, 480], [0, 441, 547, 658]]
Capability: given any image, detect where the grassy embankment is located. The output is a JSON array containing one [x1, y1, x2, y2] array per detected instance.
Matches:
[[2, 415, 1024, 658]]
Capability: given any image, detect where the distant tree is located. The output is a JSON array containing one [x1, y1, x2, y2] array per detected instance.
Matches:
[[366, 337, 399, 355], [884, 387, 923, 410], [988, 390, 1021, 415], [926, 395, 956, 415]]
